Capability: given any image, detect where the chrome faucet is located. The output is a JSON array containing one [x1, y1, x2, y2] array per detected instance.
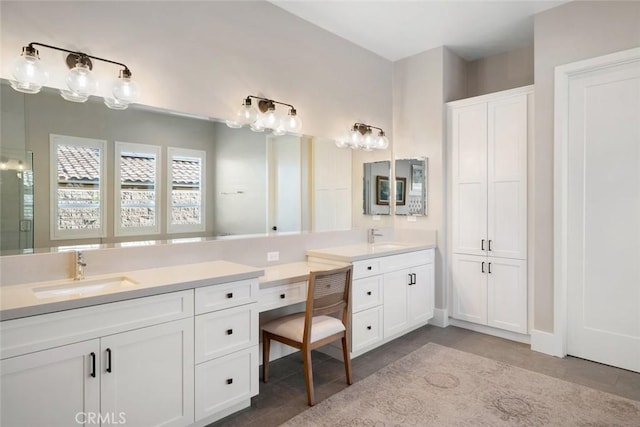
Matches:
[[75, 251, 87, 280], [368, 228, 383, 244]]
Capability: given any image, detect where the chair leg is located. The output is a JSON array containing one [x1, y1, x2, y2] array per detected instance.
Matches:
[[302, 347, 315, 406], [263, 332, 271, 383], [342, 336, 353, 385]]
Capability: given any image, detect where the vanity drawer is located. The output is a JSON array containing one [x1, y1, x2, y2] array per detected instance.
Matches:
[[352, 306, 383, 354], [352, 259, 381, 279], [195, 345, 258, 422], [352, 276, 383, 313], [195, 279, 258, 315], [259, 281, 307, 312], [195, 304, 258, 363], [1, 290, 194, 359], [379, 249, 434, 273]]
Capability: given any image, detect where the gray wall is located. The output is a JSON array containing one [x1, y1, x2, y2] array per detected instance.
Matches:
[[467, 45, 534, 97], [533, 0, 640, 332]]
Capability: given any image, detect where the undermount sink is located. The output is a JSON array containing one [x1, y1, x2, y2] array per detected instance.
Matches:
[[32, 276, 139, 299]]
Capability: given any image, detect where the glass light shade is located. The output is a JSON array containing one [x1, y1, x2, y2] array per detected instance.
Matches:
[[250, 115, 265, 132], [10, 51, 48, 94], [112, 76, 140, 104], [284, 112, 302, 133], [104, 97, 129, 110], [60, 89, 89, 103], [361, 131, 376, 151], [272, 122, 287, 136], [263, 109, 280, 129], [348, 129, 363, 148], [66, 63, 97, 97], [376, 134, 390, 150], [225, 119, 242, 129], [335, 139, 349, 148]]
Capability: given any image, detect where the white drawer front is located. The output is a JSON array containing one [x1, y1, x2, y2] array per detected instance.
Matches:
[[195, 346, 258, 422], [352, 260, 380, 279], [352, 276, 383, 313], [195, 304, 257, 363], [379, 249, 434, 273], [1, 290, 194, 359], [259, 281, 307, 312], [195, 279, 258, 315], [352, 306, 383, 354]]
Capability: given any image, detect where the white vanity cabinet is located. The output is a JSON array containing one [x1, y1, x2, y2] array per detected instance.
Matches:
[[311, 247, 435, 358], [193, 278, 259, 426], [0, 291, 195, 427]]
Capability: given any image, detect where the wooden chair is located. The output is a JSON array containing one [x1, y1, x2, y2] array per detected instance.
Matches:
[[261, 265, 353, 406]]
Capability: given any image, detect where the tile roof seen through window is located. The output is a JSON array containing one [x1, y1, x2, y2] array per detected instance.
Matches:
[[57, 145, 201, 184]]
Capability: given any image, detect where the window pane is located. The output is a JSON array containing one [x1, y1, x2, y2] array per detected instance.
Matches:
[[56, 144, 101, 230], [171, 156, 202, 226], [119, 152, 157, 229]]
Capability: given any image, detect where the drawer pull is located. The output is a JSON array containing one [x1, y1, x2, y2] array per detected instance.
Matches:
[[106, 348, 112, 373], [367, 266, 372, 270], [366, 291, 372, 296], [366, 325, 372, 330], [280, 294, 286, 299], [90, 352, 96, 378], [226, 329, 233, 335], [482, 262, 485, 273], [226, 378, 233, 385], [226, 292, 233, 299]]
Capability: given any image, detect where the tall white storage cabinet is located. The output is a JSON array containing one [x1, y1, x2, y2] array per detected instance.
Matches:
[[448, 86, 532, 335]]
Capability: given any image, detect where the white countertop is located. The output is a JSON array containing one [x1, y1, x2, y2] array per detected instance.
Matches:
[[0, 260, 263, 321], [259, 261, 351, 288], [306, 240, 435, 262]]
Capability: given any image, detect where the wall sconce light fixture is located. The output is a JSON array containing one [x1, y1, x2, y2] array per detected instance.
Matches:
[[226, 95, 302, 135], [337, 123, 389, 150], [10, 42, 140, 110]]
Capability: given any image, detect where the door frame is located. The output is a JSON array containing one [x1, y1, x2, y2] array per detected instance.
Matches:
[[551, 46, 640, 357]]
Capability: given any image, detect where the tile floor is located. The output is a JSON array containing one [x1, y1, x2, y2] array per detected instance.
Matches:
[[210, 325, 640, 426]]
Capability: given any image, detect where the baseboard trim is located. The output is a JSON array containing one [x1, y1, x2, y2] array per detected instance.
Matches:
[[449, 318, 530, 344], [530, 329, 565, 357], [430, 309, 449, 328]]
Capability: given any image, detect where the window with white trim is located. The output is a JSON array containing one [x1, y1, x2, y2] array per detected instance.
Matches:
[[167, 147, 205, 233], [50, 134, 106, 239], [115, 142, 161, 236]]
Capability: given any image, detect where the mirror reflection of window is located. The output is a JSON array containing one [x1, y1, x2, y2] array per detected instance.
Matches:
[[50, 134, 107, 240], [168, 147, 206, 233], [363, 161, 391, 215], [115, 142, 161, 236]]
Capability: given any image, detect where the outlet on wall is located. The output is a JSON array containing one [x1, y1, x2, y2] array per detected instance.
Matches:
[[267, 251, 280, 262]]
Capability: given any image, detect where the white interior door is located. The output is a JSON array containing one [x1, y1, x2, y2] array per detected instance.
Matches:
[[565, 56, 640, 372]]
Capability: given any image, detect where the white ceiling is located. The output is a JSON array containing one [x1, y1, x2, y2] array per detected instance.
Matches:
[[268, 0, 567, 61]]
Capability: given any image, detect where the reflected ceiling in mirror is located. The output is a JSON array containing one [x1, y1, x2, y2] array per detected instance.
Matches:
[[0, 80, 353, 255]]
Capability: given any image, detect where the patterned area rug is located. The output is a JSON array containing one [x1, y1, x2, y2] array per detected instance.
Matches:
[[280, 343, 640, 426]]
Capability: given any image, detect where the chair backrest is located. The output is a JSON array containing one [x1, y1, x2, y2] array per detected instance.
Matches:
[[303, 265, 353, 341]]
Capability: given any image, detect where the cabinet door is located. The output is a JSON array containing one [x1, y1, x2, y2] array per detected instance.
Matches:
[[383, 269, 410, 339], [487, 95, 528, 260], [451, 103, 488, 256], [409, 263, 435, 326], [1, 339, 100, 427], [487, 257, 527, 334], [100, 318, 194, 427], [451, 254, 488, 325]]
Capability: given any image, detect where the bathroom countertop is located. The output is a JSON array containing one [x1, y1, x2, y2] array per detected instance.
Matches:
[[306, 240, 436, 263], [0, 260, 263, 321], [259, 261, 351, 288]]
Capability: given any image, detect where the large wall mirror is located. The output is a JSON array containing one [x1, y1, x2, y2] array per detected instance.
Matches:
[[0, 80, 357, 254], [394, 158, 427, 216]]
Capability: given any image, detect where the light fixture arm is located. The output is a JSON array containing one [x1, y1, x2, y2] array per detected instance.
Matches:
[[28, 42, 132, 75], [246, 95, 296, 113], [353, 122, 385, 135]]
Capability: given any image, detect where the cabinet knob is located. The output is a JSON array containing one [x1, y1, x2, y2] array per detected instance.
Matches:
[[226, 378, 233, 385], [367, 325, 372, 330], [226, 292, 233, 299], [367, 291, 372, 296], [367, 266, 372, 270], [280, 294, 286, 299], [226, 329, 233, 335]]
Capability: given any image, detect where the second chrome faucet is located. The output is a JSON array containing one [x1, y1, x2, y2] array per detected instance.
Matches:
[[75, 250, 87, 280]]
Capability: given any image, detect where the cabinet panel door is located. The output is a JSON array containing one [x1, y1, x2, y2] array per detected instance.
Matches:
[[488, 95, 528, 259], [409, 263, 435, 326], [100, 318, 194, 427], [383, 269, 410, 339], [1, 339, 100, 427], [487, 258, 527, 334], [451, 103, 488, 256], [451, 254, 487, 325]]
